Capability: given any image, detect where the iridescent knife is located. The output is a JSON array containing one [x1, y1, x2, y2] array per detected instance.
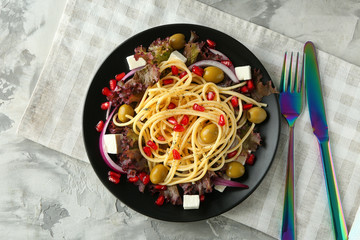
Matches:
[[304, 41, 348, 240]]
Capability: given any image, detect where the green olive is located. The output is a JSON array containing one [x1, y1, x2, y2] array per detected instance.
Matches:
[[247, 107, 267, 124], [200, 123, 219, 144], [226, 162, 245, 178], [118, 104, 134, 123], [150, 164, 168, 184], [169, 33, 186, 50], [203, 66, 224, 83]]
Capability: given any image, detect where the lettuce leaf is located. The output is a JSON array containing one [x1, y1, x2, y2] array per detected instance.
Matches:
[[183, 31, 221, 65], [250, 69, 278, 102], [183, 42, 204, 65], [108, 64, 160, 106], [238, 123, 262, 153], [148, 37, 173, 63], [134, 45, 154, 64], [134, 37, 173, 65]]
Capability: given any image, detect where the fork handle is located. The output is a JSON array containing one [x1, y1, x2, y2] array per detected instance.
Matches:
[[281, 126, 296, 240], [318, 140, 348, 240]]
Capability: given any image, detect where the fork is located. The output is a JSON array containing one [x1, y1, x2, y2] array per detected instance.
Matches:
[[279, 52, 303, 240]]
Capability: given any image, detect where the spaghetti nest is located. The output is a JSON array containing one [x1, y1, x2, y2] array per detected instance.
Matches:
[[113, 58, 266, 186]]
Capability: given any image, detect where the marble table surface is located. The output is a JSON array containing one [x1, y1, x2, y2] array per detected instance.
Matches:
[[1, 0, 360, 239]]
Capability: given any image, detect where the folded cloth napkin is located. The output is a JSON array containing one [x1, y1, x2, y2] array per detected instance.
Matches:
[[18, 0, 360, 239]]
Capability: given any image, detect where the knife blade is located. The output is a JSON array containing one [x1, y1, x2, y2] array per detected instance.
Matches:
[[304, 41, 348, 240]]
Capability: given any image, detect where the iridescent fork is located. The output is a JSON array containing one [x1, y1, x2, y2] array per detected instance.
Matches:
[[279, 52, 303, 240]]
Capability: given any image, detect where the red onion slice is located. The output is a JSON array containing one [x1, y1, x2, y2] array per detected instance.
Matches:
[[189, 60, 240, 83], [99, 107, 126, 173], [208, 48, 229, 60], [105, 102, 112, 120], [122, 67, 143, 81], [213, 177, 249, 188], [208, 48, 235, 73]]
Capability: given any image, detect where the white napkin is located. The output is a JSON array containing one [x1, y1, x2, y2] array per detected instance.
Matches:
[[18, 0, 360, 239]]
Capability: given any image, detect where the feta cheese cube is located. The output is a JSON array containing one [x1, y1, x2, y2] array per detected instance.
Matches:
[[214, 184, 227, 193], [103, 134, 122, 154], [214, 175, 230, 192], [126, 55, 146, 70], [183, 195, 200, 210], [235, 65, 252, 80], [168, 50, 187, 63]]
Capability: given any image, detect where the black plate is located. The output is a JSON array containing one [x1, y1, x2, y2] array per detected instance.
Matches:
[[83, 23, 280, 222]]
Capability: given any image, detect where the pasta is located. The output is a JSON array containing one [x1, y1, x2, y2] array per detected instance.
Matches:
[[113, 58, 266, 186]]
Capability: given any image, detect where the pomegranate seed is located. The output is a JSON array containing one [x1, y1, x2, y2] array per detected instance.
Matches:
[[139, 172, 150, 185], [247, 80, 255, 91], [179, 71, 188, 79], [192, 66, 204, 76], [207, 91, 215, 100], [102, 87, 112, 96], [163, 79, 174, 85], [108, 171, 121, 179], [193, 103, 205, 112], [101, 102, 110, 110], [218, 114, 225, 126], [200, 195, 205, 202], [142, 175, 150, 185], [172, 149, 181, 160], [128, 176, 139, 183], [154, 185, 167, 190], [157, 135, 166, 141], [167, 102, 176, 109], [246, 154, 255, 165], [173, 124, 185, 132], [227, 150, 238, 159], [171, 65, 179, 75], [206, 39, 216, 48], [95, 120, 104, 132], [221, 60, 233, 67], [147, 140, 158, 150], [115, 72, 125, 81], [108, 175, 120, 184], [167, 117, 178, 125], [180, 115, 189, 125], [240, 86, 249, 93], [109, 79, 117, 91], [143, 146, 152, 157], [139, 172, 146, 179], [231, 96, 239, 108], [155, 195, 165, 206], [243, 103, 253, 110]]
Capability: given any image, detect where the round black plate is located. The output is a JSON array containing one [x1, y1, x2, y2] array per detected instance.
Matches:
[[83, 24, 280, 222]]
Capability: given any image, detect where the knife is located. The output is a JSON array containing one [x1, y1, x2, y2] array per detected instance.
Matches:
[[304, 41, 348, 240]]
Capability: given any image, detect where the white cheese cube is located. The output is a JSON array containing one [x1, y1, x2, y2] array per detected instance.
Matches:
[[214, 184, 227, 193], [235, 65, 252, 80], [126, 55, 146, 70], [183, 195, 200, 210], [103, 134, 122, 154], [168, 50, 187, 63], [214, 175, 230, 192]]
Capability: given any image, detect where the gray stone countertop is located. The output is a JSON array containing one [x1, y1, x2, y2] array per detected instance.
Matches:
[[1, 0, 359, 239]]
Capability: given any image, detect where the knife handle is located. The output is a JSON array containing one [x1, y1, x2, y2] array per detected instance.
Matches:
[[318, 140, 348, 240]]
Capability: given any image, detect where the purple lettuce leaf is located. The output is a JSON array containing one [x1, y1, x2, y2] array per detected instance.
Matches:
[[108, 64, 160, 106], [250, 69, 278, 102]]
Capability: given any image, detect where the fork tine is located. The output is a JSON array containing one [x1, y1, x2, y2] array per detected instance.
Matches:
[[293, 52, 299, 92], [299, 53, 305, 93], [286, 52, 293, 92], [280, 52, 287, 92]]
